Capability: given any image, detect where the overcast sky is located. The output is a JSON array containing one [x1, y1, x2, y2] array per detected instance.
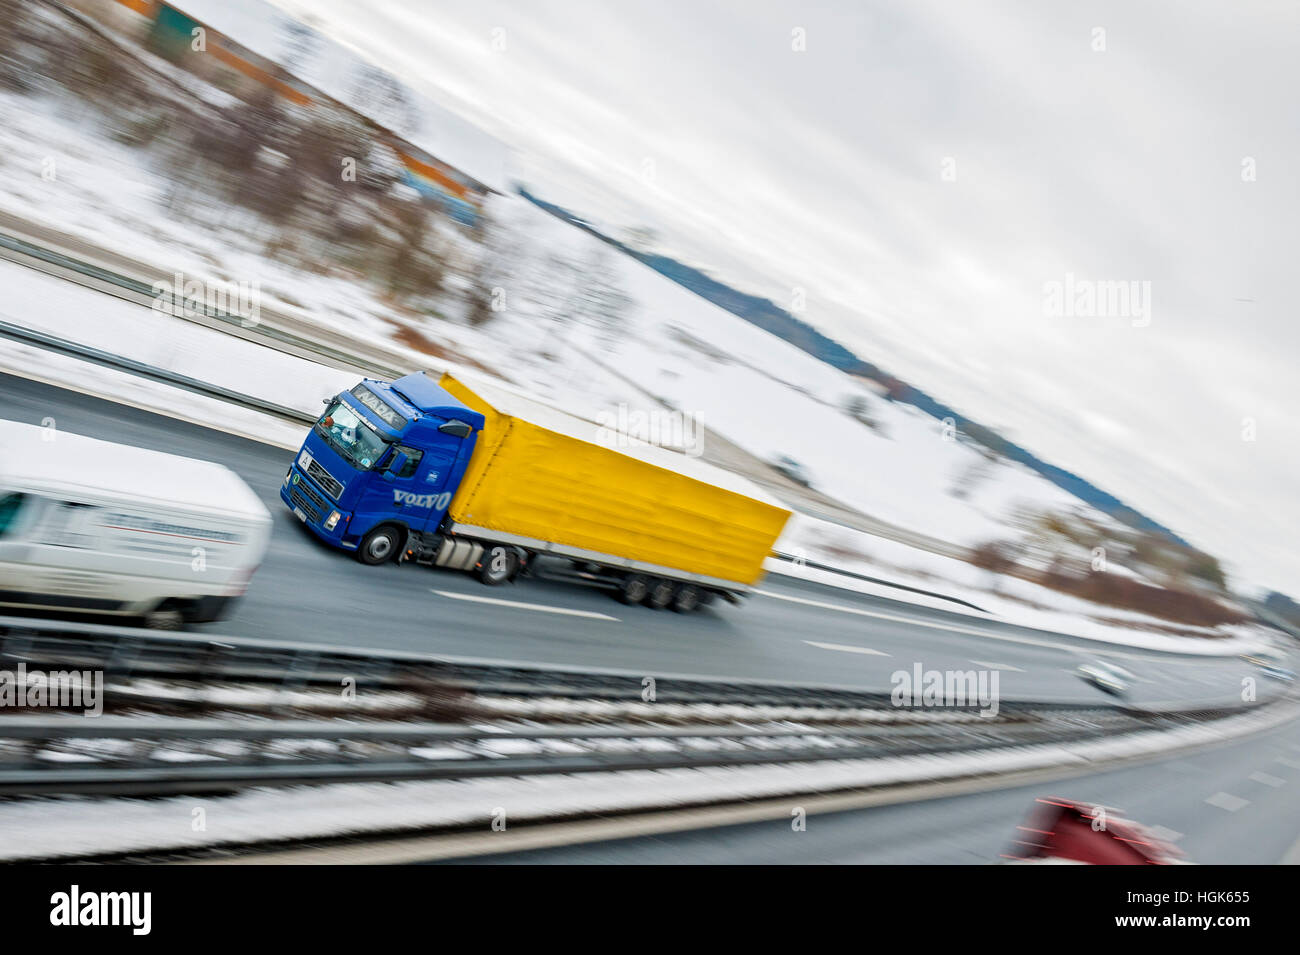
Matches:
[[270, 0, 1298, 594]]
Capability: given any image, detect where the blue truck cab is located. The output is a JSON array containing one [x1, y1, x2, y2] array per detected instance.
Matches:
[[280, 372, 486, 565]]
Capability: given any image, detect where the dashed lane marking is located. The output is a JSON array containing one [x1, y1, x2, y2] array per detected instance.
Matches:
[[1249, 771, 1285, 787], [431, 590, 620, 621], [1205, 791, 1249, 812], [803, 640, 890, 657]]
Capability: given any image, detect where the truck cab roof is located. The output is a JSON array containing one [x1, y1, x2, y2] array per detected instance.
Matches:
[[382, 373, 486, 431]]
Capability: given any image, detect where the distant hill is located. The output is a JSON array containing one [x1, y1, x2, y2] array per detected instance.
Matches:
[[1263, 592, 1300, 628], [521, 187, 1190, 547]]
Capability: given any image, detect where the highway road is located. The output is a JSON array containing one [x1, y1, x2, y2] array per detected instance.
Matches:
[[2, 371, 1289, 707], [446, 710, 1300, 865]]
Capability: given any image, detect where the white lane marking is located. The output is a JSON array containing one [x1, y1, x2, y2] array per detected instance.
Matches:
[[970, 660, 1024, 672], [431, 590, 619, 621], [803, 640, 890, 657], [1205, 791, 1250, 812], [1275, 756, 1300, 769], [1250, 771, 1285, 787]]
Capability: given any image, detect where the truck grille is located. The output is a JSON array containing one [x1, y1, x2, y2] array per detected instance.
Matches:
[[289, 487, 322, 523], [306, 459, 344, 499], [294, 476, 328, 514]]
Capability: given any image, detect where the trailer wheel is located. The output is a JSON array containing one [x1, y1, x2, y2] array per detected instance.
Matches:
[[618, 574, 650, 605], [645, 578, 676, 610], [477, 545, 518, 585], [672, 585, 701, 613], [358, 525, 403, 565]]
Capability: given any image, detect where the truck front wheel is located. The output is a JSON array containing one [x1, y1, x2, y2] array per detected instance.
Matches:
[[358, 525, 404, 565]]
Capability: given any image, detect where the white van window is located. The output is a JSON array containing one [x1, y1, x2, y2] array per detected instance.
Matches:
[[0, 493, 24, 538]]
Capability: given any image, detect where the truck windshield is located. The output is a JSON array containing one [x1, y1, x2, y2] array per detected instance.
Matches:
[[315, 399, 388, 470]]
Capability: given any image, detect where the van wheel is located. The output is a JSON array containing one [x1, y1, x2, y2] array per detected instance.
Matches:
[[477, 545, 518, 585], [145, 608, 184, 630], [358, 525, 402, 565], [645, 579, 676, 610], [672, 586, 701, 613], [618, 574, 650, 605]]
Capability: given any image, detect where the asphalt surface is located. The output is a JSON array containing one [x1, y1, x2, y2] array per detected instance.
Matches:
[[2, 371, 1289, 708], [447, 710, 1300, 864]]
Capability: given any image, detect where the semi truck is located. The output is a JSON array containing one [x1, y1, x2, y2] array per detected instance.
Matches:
[[0, 420, 272, 628], [281, 370, 791, 610]]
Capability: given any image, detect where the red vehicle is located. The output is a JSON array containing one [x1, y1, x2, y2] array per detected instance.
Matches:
[[1004, 797, 1185, 864]]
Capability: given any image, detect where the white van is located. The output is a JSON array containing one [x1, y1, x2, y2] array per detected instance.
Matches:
[[0, 420, 271, 628]]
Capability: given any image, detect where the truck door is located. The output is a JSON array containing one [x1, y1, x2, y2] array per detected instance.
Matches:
[[404, 439, 460, 532], [354, 439, 455, 537]]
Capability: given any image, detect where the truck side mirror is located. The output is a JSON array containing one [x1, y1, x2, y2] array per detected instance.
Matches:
[[439, 420, 473, 438]]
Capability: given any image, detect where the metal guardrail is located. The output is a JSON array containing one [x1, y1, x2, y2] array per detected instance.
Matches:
[[0, 230, 406, 380], [0, 318, 314, 424], [770, 551, 987, 612], [0, 614, 1113, 714]]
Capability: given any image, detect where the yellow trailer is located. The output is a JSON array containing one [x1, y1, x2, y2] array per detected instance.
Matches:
[[438, 372, 790, 600]]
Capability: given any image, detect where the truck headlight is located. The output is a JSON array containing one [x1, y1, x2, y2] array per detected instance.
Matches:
[[283, 469, 291, 486], [324, 510, 341, 530]]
